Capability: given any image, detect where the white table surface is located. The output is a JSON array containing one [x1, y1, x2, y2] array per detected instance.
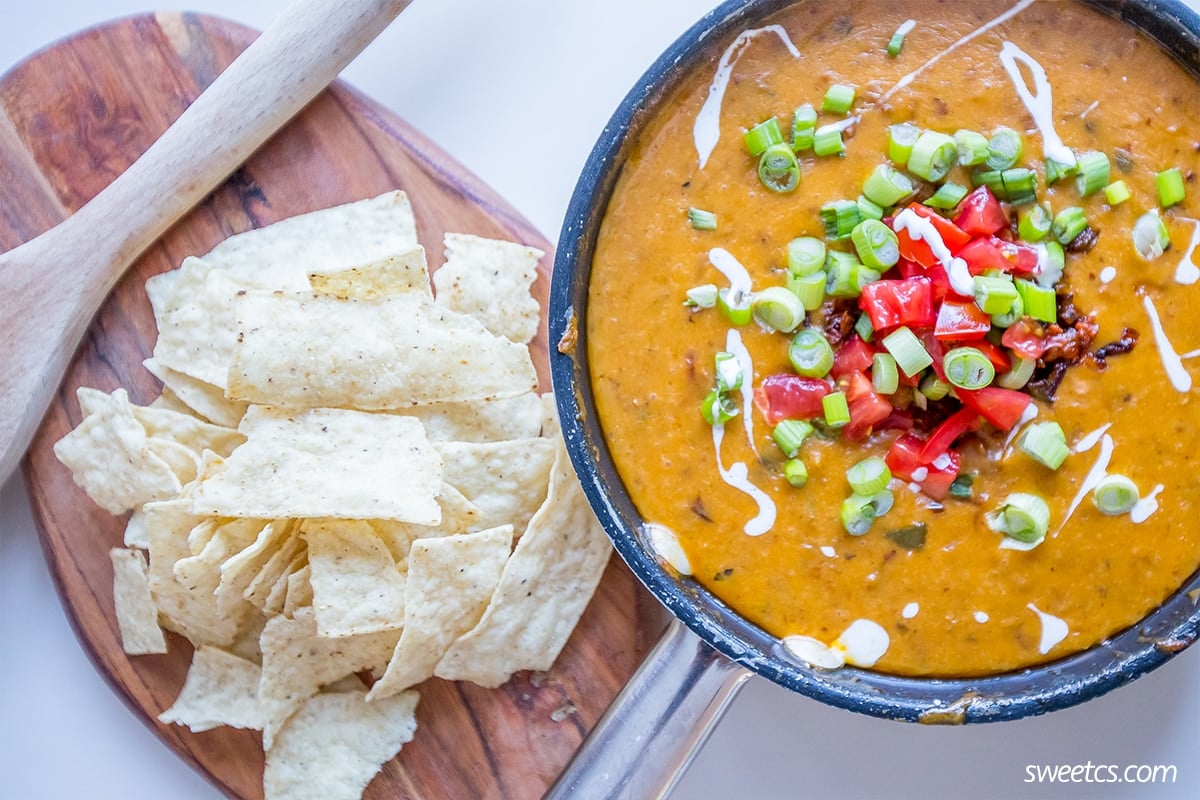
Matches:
[[2, 1, 1198, 798]]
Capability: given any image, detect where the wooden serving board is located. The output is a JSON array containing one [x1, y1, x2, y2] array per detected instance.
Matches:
[[7, 13, 661, 800]]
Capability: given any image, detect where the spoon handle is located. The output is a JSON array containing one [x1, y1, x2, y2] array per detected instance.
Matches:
[[0, 0, 411, 482]]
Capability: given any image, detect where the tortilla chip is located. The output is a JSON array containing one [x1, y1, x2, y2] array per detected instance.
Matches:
[[368, 526, 511, 700], [158, 646, 265, 732], [54, 388, 181, 514], [242, 531, 306, 611], [283, 565, 313, 618], [133, 404, 243, 455], [145, 262, 185, 322], [174, 517, 263, 591], [308, 247, 431, 300], [367, 483, 482, 560], [110, 547, 167, 655], [227, 291, 537, 409], [148, 388, 194, 416], [191, 407, 442, 524], [303, 519, 406, 638], [263, 551, 307, 616], [435, 433, 611, 686], [434, 438, 555, 534], [405, 392, 544, 443], [258, 608, 401, 748], [152, 264, 251, 388], [147, 438, 201, 484], [263, 689, 418, 800], [205, 191, 418, 291], [144, 357, 248, 428], [434, 233, 543, 343], [217, 519, 293, 617]]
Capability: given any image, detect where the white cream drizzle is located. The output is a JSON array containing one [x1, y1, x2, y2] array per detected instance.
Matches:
[[1142, 294, 1193, 392], [711, 422, 776, 536], [1057, 433, 1114, 534], [694, 25, 800, 169], [1074, 423, 1111, 453], [644, 523, 693, 575], [819, 545, 837, 558], [708, 247, 752, 298], [1027, 603, 1069, 654], [1099, 266, 1117, 284], [1001, 403, 1039, 454], [895, 19, 917, 37], [997, 41, 1077, 166], [724, 328, 758, 457], [902, 602, 920, 619], [833, 619, 890, 667], [974, 611, 990, 624], [781, 635, 844, 669], [892, 207, 974, 295], [1174, 218, 1200, 285], [1078, 100, 1099, 120], [1131, 484, 1165, 524], [878, 0, 1036, 106]]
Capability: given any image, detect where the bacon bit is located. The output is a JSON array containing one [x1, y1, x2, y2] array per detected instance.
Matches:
[[1039, 315, 1099, 364], [689, 496, 713, 522], [1066, 226, 1099, 253], [818, 298, 858, 347], [1027, 361, 1069, 402], [1090, 327, 1140, 369]]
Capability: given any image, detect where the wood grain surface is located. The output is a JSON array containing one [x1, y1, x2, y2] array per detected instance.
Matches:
[[7, 13, 661, 799]]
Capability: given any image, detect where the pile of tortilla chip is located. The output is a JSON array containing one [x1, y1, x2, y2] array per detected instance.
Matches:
[[53, 192, 612, 800]]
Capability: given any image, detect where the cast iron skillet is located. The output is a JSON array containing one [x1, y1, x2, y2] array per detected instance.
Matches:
[[547, 0, 1200, 796]]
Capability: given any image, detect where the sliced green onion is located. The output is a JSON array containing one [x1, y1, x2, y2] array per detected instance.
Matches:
[[1015, 279, 1056, 323], [888, 122, 921, 166], [919, 373, 951, 401], [758, 143, 801, 193], [1018, 204, 1052, 242], [997, 355, 1037, 390], [791, 104, 818, 152], [822, 83, 856, 114], [973, 275, 1018, 316], [1157, 167, 1186, 207], [882, 326, 933, 377], [886, 24, 909, 57], [820, 200, 861, 240], [954, 129, 991, 167], [1092, 474, 1139, 515], [714, 351, 743, 392], [823, 391, 851, 428], [787, 271, 827, 310], [684, 283, 718, 308], [784, 458, 809, 487], [989, 291, 1024, 329], [701, 390, 738, 425], [1073, 150, 1110, 197], [813, 125, 846, 157], [857, 195, 885, 221], [1132, 210, 1171, 260], [855, 266, 883, 293], [974, 168, 1038, 204], [1019, 421, 1070, 470], [863, 164, 916, 207], [924, 182, 969, 210], [1052, 206, 1088, 245], [744, 117, 783, 156], [1038, 240, 1065, 287], [788, 237, 827, 276], [841, 490, 895, 536], [688, 207, 717, 230], [789, 328, 835, 377], [851, 219, 900, 269], [949, 473, 975, 499], [752, 286, 805, 332], [1104, 180, 1131, 206], [906, 131, 958, 182], [717, 287, 752, 325], [855, 312, 875, 343], [847, 456, 892, 495], [773, 419, 814, 458], [987, 493, 1050, 543], [1044, 155, 1077, 185], [872, 352, 899, 394], [824, 251, 863, 298], [943, 346, 996, 390], [986, 127, 1024, 170]]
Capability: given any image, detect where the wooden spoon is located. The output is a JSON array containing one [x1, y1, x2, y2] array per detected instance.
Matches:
[[0, 0, 412, 482]]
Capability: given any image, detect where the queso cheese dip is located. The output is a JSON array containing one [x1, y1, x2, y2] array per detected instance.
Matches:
[[588, 0, 1200, 676]]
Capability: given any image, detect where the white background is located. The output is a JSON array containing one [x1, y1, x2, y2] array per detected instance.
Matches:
[[1, 1, 1198, 798]]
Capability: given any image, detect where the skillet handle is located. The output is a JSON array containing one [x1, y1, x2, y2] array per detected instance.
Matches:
[[545, 617, 752, 800]]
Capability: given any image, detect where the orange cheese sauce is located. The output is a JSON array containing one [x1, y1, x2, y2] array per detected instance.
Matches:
[[588, 0, 1200, 676]]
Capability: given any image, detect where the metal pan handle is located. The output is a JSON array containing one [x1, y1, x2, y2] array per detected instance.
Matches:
[[545, 618, 752, 799]]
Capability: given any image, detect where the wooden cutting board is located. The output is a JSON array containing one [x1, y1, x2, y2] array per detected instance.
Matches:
[[7, 13, 662, 800]]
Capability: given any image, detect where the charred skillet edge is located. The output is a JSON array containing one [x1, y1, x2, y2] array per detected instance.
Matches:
[[550, 0, 1200, 723]]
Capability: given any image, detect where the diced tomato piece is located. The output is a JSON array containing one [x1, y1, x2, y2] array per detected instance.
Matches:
[[831, 336, 875, 379], [917, 450, 962, 501], [892, 203, 971, 268], [934, 300, 991, 342], [753, 374, 831, 424], [953, 186, 1008, 236], [918, 407, 978, 463], [972, 341, 1012, 374], [877, 410, 914, 432], [957, 386, 1033, 431], [957, 236, 1040, 276], [842, 371, 893, 440], [917, 328, 948, 381], [923, 262, 956, 304], [886, 432, 963, 501], [885, 433, 927, 478], [858, 277, 935, 333], [1002, 317, 1048, 359]]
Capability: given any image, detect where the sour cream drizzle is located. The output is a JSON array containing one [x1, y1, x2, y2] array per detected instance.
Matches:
[[1027, 603, 1069, 654], [1001, 403, 1039, 454], [694, 25, 800, 169], [901, 602, 920, 619], [892, 208, 974, 294], [708, 247, 752, 298], [644, 523, 693, 575], [834, 619, 890, 667], [1074, 423, 1111, 453], [711, 422, 775, 536], [1099, 266, 1117, 284], [725, 329, 758, 457], [1057, 433, 1114, 534], [997, 41, 1077, 166], [1142, 294, 1193, 392], [1174, 218, 1200, 285], [1131, 484, 1165, 524]]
